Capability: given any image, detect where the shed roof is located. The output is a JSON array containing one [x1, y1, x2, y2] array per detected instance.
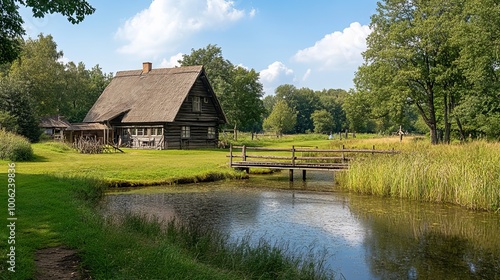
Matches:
[[67, 123, 109, 131], [40, 116, 70, 128], [83, 65, 226, 123]]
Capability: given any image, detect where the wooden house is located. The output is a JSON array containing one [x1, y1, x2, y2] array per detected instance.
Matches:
[[40, 115, 70, 140], [82, 63, 227, 149]]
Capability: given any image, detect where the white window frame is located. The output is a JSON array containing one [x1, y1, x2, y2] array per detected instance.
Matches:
[[181, 126, 190, 139], [192, 96, 201, 112], [207, 127, 216, 139]]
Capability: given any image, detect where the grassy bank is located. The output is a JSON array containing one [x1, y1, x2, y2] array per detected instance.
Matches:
[[23, 142, 246, 186], [336, 140, 500, 211]]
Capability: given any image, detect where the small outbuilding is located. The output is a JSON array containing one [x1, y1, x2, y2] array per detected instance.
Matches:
[[82, 63, 227, 149], [40, 115, 70, 140]]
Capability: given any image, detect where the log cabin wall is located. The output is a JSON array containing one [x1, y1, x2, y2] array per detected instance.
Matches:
[[166, 78, 220, 149]]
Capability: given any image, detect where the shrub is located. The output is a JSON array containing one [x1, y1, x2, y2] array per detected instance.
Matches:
[[0, 129, 34, 161]]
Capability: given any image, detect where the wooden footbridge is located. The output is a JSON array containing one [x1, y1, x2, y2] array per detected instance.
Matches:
[[228, 145, 399, 181]]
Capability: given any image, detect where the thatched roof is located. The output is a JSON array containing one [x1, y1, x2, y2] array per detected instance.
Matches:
[[67, 123, 109, 131], [83, 65, 226, 123], [40, 116, 70, 128]]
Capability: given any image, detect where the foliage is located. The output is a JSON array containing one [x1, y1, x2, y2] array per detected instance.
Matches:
[[0, 0, 95, 64], [316, 89, 348, 132], [0, 76, 40, 142], [263, 100, 297, 137], [223, 66, 265, 132], [4, 34, 112, 122], [356, 0, 500, 144], [0, 129, 33, 161], [311, 109, 333, 134], [0, 110, 17, 131], [274, 85, 321, 133], [0, 0, 24, 64]]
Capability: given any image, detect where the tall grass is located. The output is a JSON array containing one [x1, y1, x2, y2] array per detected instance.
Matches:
[[336, 141, 500, 211]]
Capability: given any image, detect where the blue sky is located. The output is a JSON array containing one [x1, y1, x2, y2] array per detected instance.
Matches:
[[20, 0, 379, 95]]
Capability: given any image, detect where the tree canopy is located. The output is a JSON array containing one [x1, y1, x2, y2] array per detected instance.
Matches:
[[355, 0, 500, 143], [0, 0, 95, 64], [1, 34, 111, 141]]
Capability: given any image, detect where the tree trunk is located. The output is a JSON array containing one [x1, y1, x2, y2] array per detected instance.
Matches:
[[456, 116, 466, 142], [444, 94, 451, 144]]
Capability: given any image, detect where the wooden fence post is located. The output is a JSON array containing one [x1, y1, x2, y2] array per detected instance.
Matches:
[[292, 145, 296, 166], [342, 144, 345, 163], [372, 145, 375, 155], [242, 145, 247, 161]]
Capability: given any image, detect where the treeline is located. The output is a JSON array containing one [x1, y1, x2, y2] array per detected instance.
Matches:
[[181, 45, 425, 138], [0, 34, 112, 142]]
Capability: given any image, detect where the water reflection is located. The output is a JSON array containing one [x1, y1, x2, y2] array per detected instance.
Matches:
[[103, 173, 500, 280]]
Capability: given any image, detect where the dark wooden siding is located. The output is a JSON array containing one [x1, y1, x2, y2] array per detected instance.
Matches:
[[165, 77, 221, 149]]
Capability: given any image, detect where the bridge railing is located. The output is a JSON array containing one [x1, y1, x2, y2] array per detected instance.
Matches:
[[229, 145, 398, 167]]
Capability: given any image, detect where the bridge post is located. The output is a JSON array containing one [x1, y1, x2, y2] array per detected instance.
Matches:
[[302, 170, 306, 181], [289, 169, 294, 181], [229, 144, 233, 167], [242, 145, 246, 161], [342, 145, 345, 163], [292, 145, 295, 166]]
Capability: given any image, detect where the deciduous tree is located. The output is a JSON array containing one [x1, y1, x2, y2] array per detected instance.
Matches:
[[0, 0, 95, 64], [263, 100, 297, 137]]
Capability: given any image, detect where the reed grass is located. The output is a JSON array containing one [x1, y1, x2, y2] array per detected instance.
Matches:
[[336, 141, 500, 211]]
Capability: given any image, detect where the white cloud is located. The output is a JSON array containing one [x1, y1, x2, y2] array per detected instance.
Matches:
[[159, 53, 184, 68], [259, 61, 294, 95], [115, 0, 251, 57], [293, 22, 371, 70], [259, 61, 293, 83]]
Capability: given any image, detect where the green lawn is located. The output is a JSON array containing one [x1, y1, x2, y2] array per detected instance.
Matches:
[[21, 142, 242, 185]]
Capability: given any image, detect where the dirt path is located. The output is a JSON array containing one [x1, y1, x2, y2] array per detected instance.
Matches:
[[35, 246, 90, 279]]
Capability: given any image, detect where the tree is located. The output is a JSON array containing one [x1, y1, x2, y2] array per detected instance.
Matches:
[[6, 35, 111, 121], [9, 34, 65, 116], [317, 89, 348, 132], [224, 66, 265, 133], [0, 0, 95, 64], [263, 100, 297, 137], [1, 0, 24, 64], [357, 0, 465, 144], [179, 45, 265, 137], [343, 90, 375, 133], [275, 85, 321, 133], [0, 77, 39, 141], [311, 109, 334, 134]]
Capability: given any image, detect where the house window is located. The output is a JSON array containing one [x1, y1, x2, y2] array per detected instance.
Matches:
[[151, 128, 162, 136], [207, 127, 216, 139], [131, 128, 137, 136], [181, 126, 190, 139], [192, 96, 201, 112], [204, 97, 209, 103], [137, 128, 145, 136]]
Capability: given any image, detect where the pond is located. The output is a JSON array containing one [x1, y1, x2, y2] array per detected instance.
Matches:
[[102, 172, 500, 279]]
